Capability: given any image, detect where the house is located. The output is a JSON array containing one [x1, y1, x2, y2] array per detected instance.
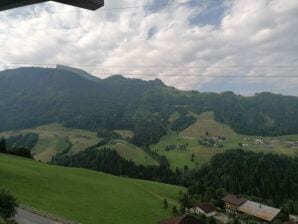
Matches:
[[289, 214, 298, 222], [189, 203, 217, 217], [222, 194, 247, 215], [160, 214, 206, 224], [0, 0, 104, 11], [238, 200, 281, 223]]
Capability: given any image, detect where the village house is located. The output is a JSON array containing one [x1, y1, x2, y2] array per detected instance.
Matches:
[[189, 203, 217, 217], [160, 214, 205, 224], [289, 214, 298, 222], [222, 194, 247, 216], [238, 200, 281, 223], [222, 194, 282, 223]]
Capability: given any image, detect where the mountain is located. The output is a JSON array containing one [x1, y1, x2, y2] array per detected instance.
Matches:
[[1, 66, 298, 143]]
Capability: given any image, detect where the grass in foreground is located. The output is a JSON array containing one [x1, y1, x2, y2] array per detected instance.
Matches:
[[0, 154, 183, 224]]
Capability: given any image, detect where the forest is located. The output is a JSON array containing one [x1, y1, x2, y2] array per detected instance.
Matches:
[[1, 68, 298, 148], [187, 149, 298, 215], [51, 142, 194, 186]]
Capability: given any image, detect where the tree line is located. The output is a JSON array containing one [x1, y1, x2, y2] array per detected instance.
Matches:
[[0, 138, 32, 159], [186, 149, 298, 215], [51, 140, 194, 186]]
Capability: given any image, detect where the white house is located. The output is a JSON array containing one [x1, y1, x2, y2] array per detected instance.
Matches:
[[189, 203, 217, 217]]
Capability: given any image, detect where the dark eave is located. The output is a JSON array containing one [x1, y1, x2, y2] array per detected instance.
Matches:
[[0, 0, 104, 11]]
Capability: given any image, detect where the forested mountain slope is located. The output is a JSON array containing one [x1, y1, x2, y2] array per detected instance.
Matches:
[[1, 67, 298, 141], [188, 149, 298, 210]]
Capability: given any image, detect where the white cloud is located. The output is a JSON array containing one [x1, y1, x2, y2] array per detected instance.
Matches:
[[0, 0, 297, 95]]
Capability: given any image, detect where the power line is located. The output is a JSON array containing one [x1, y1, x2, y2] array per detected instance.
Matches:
[[0, 1, 200, 17], [1, 63, 298, 68], [92, 73, 298, 78]]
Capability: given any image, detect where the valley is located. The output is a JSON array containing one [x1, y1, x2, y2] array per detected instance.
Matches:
[[1, 67, 298, 224], [1, 112, 298, 172]]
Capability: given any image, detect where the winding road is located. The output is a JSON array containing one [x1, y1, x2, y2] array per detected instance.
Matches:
[[14, 208, 62, 224]]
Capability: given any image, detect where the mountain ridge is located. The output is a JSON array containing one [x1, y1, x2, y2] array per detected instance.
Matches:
[[1, 67, 298, 139]]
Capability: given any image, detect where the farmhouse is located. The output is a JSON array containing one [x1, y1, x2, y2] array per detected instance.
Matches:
[[189, 203, 217, 217], [238, 200, 281, 223], [160, 214, 205, 224], [222, 194, 247, 215]]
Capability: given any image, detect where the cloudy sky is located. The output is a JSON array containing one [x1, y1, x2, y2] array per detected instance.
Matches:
[[0, 0, 298, 95]]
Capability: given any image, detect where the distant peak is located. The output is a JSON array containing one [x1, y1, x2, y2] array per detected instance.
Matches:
[[149, 78, 165, 87], [56, 65, 101, 82]]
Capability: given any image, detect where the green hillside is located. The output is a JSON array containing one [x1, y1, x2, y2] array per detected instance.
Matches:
[[0, 153, 184, 224], [0, 124, 158, 165], [102, 141, 158, 166], [2, 67, 298, 139], [152, 112, 298, 170], [0, 124, 101, 162], [2, 112, 298, 172]]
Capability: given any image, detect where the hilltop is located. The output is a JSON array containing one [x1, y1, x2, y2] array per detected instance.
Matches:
[[0, 153, 184, 224]]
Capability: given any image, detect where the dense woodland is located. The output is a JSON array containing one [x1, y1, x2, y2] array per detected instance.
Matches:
[[0, 138, 32, 159], [51, 141, 193, 186], [187, 149, 298, 214], [1, 68, 298, 147], [5, 133, 38, 150]]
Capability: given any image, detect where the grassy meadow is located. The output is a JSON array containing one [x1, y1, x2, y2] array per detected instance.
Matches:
[[152, 112, 298, 170], [1, 112, 298, 172], [0, 154, 184, 224]]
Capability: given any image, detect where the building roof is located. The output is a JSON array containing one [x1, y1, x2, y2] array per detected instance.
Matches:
[[197, 203, 217, 214], [222, 194, 247, 206], [0, 0, 104, 11], [160, 214, 205, 224], [238, 200, 281, 222]]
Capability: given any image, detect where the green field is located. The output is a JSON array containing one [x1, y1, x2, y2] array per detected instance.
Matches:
[[0, 154, 184, 224], [152, 112, 298, 170], [0, 124, 101, 162], [0, 124, 158, 165], [102, 141, 158, 166], [1, 112, 298, 171]]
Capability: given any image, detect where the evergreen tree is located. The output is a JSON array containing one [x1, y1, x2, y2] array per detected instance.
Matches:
[[163, 199, 168, 209], [0, 138, 6, 153], [172, 206, 178, 216], [0, 189, 18, 220]]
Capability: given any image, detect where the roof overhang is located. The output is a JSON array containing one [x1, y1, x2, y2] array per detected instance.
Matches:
[[0, 0, 104, 11]]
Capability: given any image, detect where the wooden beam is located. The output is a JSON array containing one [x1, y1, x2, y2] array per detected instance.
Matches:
[[0, 0, 104, 11]]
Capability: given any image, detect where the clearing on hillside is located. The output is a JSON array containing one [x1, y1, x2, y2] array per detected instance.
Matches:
[[152, 111, 298, 170]]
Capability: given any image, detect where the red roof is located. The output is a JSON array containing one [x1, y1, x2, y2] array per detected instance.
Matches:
[[160, 214, 205, 224], [222, 194, 247, 206], [197, 203, 217, 214]]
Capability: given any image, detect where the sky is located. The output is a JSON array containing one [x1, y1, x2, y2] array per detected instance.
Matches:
[[0, 0, 298, 95]]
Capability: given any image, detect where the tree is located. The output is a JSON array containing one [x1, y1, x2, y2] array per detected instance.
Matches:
[[163, 199, 168, 209], [191, 153, 195, 162], [0, 139, 7, 153], [172, 206, 178, 216], [208, 217, 217, 224], [0, 189, 18, 220], [232, 218, 240, 224], [8, 148, 32, 159]]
